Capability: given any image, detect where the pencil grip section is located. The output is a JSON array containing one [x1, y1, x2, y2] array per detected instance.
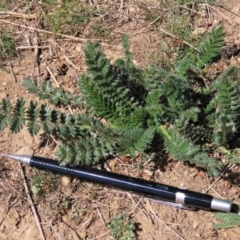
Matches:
[[183, 191, 213, 209], [176, 189, 232, 212]]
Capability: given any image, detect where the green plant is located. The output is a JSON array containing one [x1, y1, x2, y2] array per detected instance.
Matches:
[[0, 27, 240, 176], [107, 214, 136, 240], [48, 195, 72, 216], [0, 0, 17, 10], [43, 0, 100, 33], [0, 29, 17, 60], [68, 203, 82, 224], [30, 171, 60, 197], [92, 24, 111, 38], [214, 212, 240, 229]]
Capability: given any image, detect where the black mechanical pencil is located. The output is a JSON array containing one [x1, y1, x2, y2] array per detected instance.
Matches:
[[2, 154, 232, 212]]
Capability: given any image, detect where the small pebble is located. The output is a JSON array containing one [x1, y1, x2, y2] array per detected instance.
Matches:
[[61, 176, 71, 186], [193, 220, 199, 229]]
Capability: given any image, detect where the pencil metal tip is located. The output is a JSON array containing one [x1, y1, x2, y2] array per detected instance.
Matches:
[[1, 153, 11, 158], [1, 153, 31, 165]]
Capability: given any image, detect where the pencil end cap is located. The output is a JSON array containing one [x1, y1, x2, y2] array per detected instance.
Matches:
[[211, 198, 232, 212]]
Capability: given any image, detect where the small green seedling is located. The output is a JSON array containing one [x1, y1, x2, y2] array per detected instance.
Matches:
[[107, 214, 136, 240], [0, 29, 16, 60]]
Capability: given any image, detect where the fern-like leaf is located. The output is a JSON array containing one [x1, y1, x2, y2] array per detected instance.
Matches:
[[22, 78, 83, 108], [21, 78, 38, 94], [134, 127, 155, 152], [196, 26, 225, 69], [214, 212, 240, 229], [206, 67, 240, 146], [56, 144, 72, 165], [0, 98, 12, 130], [39, 104, 54, 133], [26, 101, 41, 136], [175, 52, 194, 76], [117, 127, 155, 157], [176, 26, 225, 76], [121, 34, 133, 62], [56, 135, 117, 166], [159, 125, 221, 176], [80, 41, 140, 125], [10, 98, 26, 133]]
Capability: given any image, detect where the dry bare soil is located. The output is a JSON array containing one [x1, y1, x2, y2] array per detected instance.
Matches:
[[0, 0, 240, 239]]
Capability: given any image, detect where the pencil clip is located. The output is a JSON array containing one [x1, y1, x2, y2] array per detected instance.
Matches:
[[147, 197, 196, 211]]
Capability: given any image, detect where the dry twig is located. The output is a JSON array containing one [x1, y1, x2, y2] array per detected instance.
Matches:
[[96, 207, 105, 225], [9, 62, 17, 83], [146, 199, 185, 240], [199, 4, 233, 25], [131, 15, 162, 36], [88, 230, 111, 240], [16, 46, 49, 50], [203, 164, 236, 193], [127, 192, 143, 214], [0, 19, 120, 48], [120, 0, 125, 10], [0, 10, 37, 19], [52, 41, 79, 70], [18, 162, 45, 240], [158, 27, 199, 52], [0, 193, 13, 225]]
